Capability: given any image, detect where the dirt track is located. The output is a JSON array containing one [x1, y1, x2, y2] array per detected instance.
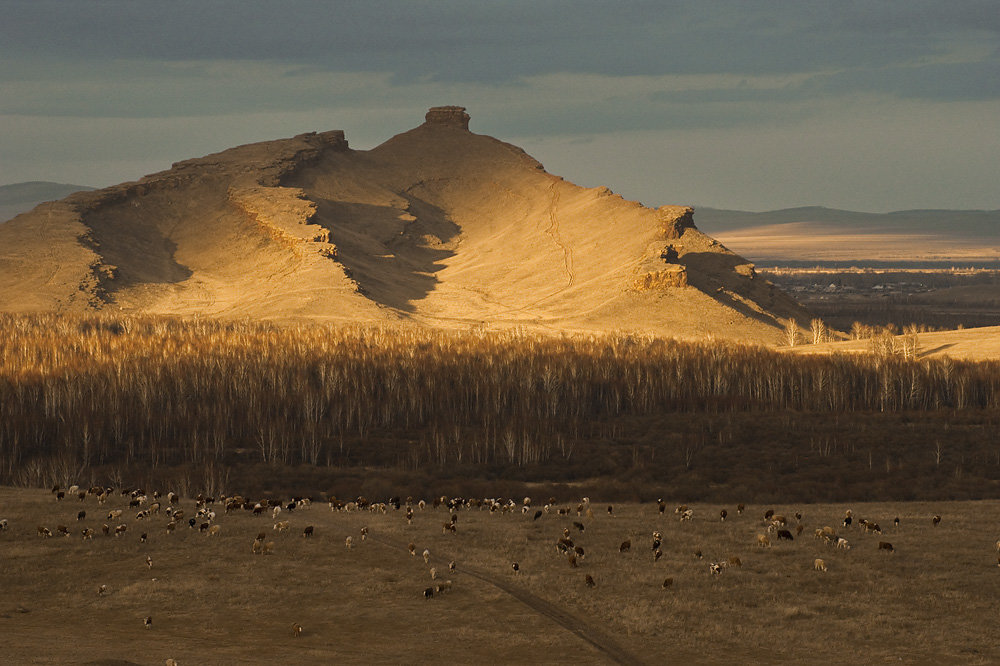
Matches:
[[370, 533, 645, 666]]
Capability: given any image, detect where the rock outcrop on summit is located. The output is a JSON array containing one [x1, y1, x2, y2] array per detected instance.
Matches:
[[0, 107, 806, 342]]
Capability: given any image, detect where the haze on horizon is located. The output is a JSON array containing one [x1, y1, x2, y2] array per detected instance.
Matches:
[[2, 1, 998, 213]]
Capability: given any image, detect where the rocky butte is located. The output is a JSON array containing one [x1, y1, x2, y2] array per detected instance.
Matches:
[[0, 106, 806, 342]]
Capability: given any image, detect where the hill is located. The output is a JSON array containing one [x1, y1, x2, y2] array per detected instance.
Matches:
[[0, 181, 93, 224], [0, 107, 805, 343], [696, 206, 1000, 264]]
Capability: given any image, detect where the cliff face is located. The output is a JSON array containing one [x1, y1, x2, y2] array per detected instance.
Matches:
[[0, 106, 807, 341]]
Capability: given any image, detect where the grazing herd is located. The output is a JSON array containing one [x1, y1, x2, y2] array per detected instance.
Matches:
[[3, 482, 999, 659]]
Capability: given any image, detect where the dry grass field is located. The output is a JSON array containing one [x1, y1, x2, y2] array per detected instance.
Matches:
[[790, 325, 1000, 362], [2, 487, 999, 665]]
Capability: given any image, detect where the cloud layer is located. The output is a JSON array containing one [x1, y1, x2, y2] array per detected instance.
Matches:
[[2, 1, 998, 211]]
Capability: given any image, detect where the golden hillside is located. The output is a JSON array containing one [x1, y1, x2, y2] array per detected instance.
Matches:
[[0, 107, 805, 342]]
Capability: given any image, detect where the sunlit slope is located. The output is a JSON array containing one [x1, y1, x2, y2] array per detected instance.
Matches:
[[0, 107, 806, 341]]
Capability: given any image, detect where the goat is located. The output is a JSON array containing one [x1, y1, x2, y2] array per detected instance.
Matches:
[[814, 558, 828, 572], [619, 539, 631, 553], [37, 526, 52, 538], [777, 529, 794, 541], [77, 510, 86, 521], [423, 587, 434, 599], [662, 577, 674, 589], [0, 518, 7, 531], [423, 549, 431, 564], [302, 525, 314, 538], [756, 534, 770, 548], [878, 541, 895, 553], [345, 536, 353, 550], [728, 556, 742, 567], [709, 562, 723, 575], [292, 623, 303, 637], [932, 515, 942, 527], [430, 567, 437, 580], [274, 520, 290, 532], [208, 525, 221, 536], [720, 509, 728, 522], [585, 574, 596, 588], [144, 616, 153, 629]]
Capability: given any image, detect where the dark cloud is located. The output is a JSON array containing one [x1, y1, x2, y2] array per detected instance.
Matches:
[[3, 1, 996, 85], [2, 1, 997, 210]]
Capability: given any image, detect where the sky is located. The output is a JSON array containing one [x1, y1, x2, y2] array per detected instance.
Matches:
[[2, 1, 998, 212]]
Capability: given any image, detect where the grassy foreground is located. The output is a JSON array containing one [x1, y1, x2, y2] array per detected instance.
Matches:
[[1, 487, 998, 665]]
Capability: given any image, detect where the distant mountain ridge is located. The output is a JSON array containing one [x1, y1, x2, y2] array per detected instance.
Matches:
[[695, 206, 1000, 263], [0, 181, 94, 223]]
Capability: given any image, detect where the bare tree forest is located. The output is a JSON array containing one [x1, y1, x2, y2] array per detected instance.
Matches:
[[1, 314, 998, 500]]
